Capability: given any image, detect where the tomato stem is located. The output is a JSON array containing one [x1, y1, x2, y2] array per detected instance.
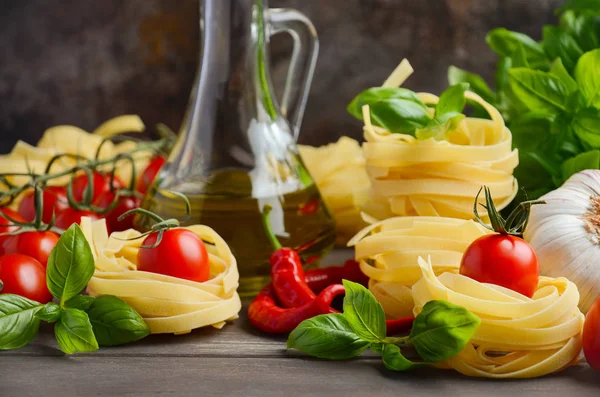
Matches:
[[474, 186, 545, 235]]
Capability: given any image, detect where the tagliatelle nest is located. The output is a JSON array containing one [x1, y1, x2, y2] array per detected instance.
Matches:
[[81, 218, 242, 335]]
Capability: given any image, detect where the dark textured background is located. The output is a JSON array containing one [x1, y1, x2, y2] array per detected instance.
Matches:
[[0, 0, 562, 153]]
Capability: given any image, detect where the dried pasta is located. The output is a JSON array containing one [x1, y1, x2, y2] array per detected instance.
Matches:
[[348, 216, 491, 318], [299, 137, 370, 244], [361, 60, 519, 220], [82, 217, 242, 334], [412, 257, 584, 378]]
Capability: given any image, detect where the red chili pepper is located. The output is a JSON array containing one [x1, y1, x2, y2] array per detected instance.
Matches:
[[248, 283, 345, 334], [298, 197, 320, 215], [385, 316, 415, 336], [304, 259, 369, 294]]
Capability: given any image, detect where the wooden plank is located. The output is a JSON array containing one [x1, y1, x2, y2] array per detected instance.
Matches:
[[2, 356, 598, 397]]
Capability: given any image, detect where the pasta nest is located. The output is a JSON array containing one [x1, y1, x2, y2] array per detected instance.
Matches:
[[413, 257, 584, 379], [81, 217, 242, 335], [349, 216, 491, 318], [360, 61, 519, 220]]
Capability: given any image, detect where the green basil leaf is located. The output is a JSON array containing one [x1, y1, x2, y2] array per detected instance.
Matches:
[[495, 57, 512, 92], [447, 66, 496, 103], [46, 224, 95, 305], [436, 83, 469, 116], [347, 87, 431, 134], [0, 294, 42, 350], [560, 11, 600, 52], [507, 68, 569, 113], [510, 112, 554, 152], [575, 49, 600, 108], [87, 295, 150, 347], [416, 113, 465, 141], [409, 300, 480, 363], [35, 302, 61, 323], [572, 107, 600, 150], [549, 58, 578, 93], [54, 308, 99, 354], [561, 150, 600, 182], [370, 343, 384, 354], [559, 0, 600, 14], [486, 28, 549, 69], [65, 295, 96, 311], [511, 43, 531, 68], [287, 314, 370, 360], [342, 280, 386, 342], [382, 344, 424, 371], [542, 25, 584, 73]]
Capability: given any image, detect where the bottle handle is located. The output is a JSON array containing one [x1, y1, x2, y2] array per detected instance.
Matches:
[[268, 8, 319, 141]]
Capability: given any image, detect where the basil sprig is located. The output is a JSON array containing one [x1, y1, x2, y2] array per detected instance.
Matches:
[[347, 83, 469, 140], [0, 224, 150, 353], [448, 2, 600, 201], [287, 280, 480, 371]]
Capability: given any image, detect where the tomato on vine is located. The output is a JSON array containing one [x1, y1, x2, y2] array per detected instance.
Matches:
[[583, 297, 600, 373], [0, 254, 52, 303], [55, 208, 103, 231], [460, 187, 544, 298], [0, 208, 25, 246], [94, 191, 141, 232], [136, 156, 166, 195], [18, 186, 69, 224], [71, 171, 124, 202], [0, 231, 59, 268]]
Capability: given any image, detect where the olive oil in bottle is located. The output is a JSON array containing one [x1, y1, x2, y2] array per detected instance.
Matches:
[[139, 169, 336, 297]]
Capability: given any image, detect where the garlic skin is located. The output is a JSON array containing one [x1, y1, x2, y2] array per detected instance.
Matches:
[[524, 169, 600, 313]]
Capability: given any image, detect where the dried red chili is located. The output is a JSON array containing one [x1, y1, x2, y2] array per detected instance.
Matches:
[[248, 283, 345, 334]]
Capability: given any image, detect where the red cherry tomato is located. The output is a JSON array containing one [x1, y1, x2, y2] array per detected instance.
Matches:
[[460, 234, 539, 298], [71, 171, 124, 203], [18, 186, 69, 224], [55, 208, 103, 231], [137, 229, 209, 282], [136, 156, 166, 195], [583, 297, 600, 373], [93, 191, 141, 232], [0, 208, 25, 246], [0, 231, 59, 268], [0, 254, 53, 303]]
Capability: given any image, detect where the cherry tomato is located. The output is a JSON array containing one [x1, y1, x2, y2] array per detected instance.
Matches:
[[71, 171, 124, 203], [93, 191, 140, 232], [0, 254, 53, 303], [460, 234, 539, 298], [0, 208, 25, 246], [137, 229, 209, 282], [583, 297, 600, 373], [18, 186, 69, 224], [136, 156, 166, 195], [0, 231, 59, 268], [55, 208, 102, 231]]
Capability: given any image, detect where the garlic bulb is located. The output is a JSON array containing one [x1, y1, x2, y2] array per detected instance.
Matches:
[[524, 169, 600, 313]]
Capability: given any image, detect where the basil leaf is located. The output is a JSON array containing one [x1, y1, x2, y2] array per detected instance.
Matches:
[[436, 83, 469, 116], [559, 0, 600, 14], [575, 49, 600, 108], [382, 344, 424, 371], [347, 87, 431, 134], [507, 68, 569, 113], [510, 112, 554, 152], [486, 28, 549, 69], [409, 300, 480, 363], [87, 295, 150, 347], [447, 66, 496, 103], [560, 11, 600, 52], [572, 107, 600, 150], [342, 280, 386, 342], [416, 113, 465, 141], [549, 58, 578, 93], [561, 150, 600, 183], [511, 43, 531, 68], [35, 302, 61, 323], [495, 57, 513, 92], [542, 25, 584, 73], [46, 224, 95, 305], [54, 308, 99, 354], [65, 295, 96, 311], [287, 313, 371, 360], [0, 294, 42, 350]]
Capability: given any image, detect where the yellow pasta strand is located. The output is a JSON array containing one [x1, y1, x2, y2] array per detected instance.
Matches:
[[412, 257, 584, 378], [82, 218, 242, 335]]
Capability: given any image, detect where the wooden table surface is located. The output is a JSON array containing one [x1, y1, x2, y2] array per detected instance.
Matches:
[[2, 252, 600, 397]]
